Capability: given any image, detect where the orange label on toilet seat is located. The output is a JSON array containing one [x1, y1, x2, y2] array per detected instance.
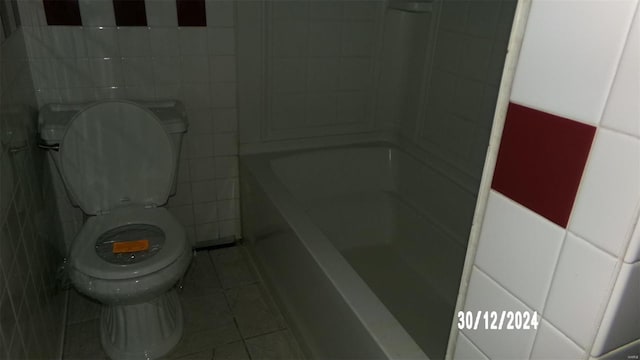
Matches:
[[112, 239, 149, 253]]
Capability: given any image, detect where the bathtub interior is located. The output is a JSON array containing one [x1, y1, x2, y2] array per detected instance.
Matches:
[[270, 145, 476, 358]]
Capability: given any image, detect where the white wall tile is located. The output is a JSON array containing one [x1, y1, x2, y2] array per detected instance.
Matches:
[[188, 108, 215, 134], [309, 1, 342, 21], [475, 191, 565, 310], [185, 225, 196, 245], [218, 219, 239, 239], [178, 28, 208, 56], [307, 57, 340, 91], [30, 59, 57, 89], [196, 222, 218, 242], [59, 87, 97, 103], [181, 56, 210, 84], [210, 83, 236, 108], [340, 21, 377, 57], [625, 218, 640, 263], [210, 56, 236, 83], [155, 84, 181, 99], [193, 201, 217, 224], [213, 133, 238, 156], [124, 85, 156, 100], [168, 205, 194, 226], [462, 267, 537, 359], [168, 182, 192, 206], [214, 157, 238, 179], [208, 28, 235, 55], [78, 0, 116, 27], [88, 57, 123, 87], [23, 27, 49, 58], [569, 129, 640, 257], [57, 58, 92, 87], [453, 333, 488, 360], [592, 262, 640, 356], [145, 0, 178, 27], [152, 57, 181, 85], [338, 57, 370, 90], [16, 0, 47, 27], [187, 133, 215, 158], [336, 91, 366, 123], [84, 27, 119, 58], [206, 0, 235, 27], [48, 27, 87, 58], [117, 28, 151, 57], [212, 108, 237, 133], [121, 57, 154, 86], [510, 0, 638, 124], [191, 180, 217, 203], [177, 162, 190, 183], [216, 178, 238, 200], [306, 94, 337, 126], [94, 85, 126, 99], [217, 198, 239, 220], [308, 21, 342, 56], [182, 83, 212, 108], [271, 21, 308, 57], [544, 233, 618, 348], [272, 58, 307, 93], [34, 89, 61, 106], [189, 157, 216, 181], [530, 320, 585, 360], [601, 6, 640, 138], [150, 28, 180, 57]]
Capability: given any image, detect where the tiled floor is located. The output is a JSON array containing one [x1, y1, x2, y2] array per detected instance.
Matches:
[[63, 246, 305, 360]]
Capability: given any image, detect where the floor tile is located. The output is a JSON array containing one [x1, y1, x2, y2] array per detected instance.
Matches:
[[169, 348, 214, 359], [182, 290, 235, 333], [67, 289, 101, 325], [245, 330, 304, 360], [209, 247, 257, 289], [213, 341, 250, 360], [63, 319, 107, 360], [62, 247, 299, 360], [181, 251, 222, 298], [225, 284, 286, 338], [169, 325, 242, 359]]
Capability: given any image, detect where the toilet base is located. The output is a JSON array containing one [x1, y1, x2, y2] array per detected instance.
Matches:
[[100, 289, 183, 360]]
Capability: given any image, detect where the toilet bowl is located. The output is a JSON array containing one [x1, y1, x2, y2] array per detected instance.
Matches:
[[39, 100, 191, 359]]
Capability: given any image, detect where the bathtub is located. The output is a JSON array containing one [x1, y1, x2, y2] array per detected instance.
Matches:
[[240, 143, 477, 359]]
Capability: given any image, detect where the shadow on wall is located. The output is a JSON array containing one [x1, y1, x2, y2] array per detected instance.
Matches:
[[0, 27, 67, 359]]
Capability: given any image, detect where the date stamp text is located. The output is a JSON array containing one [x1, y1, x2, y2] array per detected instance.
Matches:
[[457, 311, 539, 330]]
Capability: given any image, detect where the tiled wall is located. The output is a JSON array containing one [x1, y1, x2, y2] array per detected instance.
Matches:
[[17, 0, 241, 247], [454, 0, 640, 359], [237, 0, 387, 146], [0, 25, 66, 359], [406, 0, 517, 182], [265, 1, 385, 137], [237, 0, 516, 186]]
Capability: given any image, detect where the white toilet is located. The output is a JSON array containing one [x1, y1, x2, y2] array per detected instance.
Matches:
[[39, 100, 192, 359]]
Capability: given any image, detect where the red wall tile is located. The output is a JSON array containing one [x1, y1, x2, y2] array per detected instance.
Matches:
[[177, 0, 206, 26], [492, 103, 596, 227], [43, 0, 82, 26], [113, 0, 147, 26]]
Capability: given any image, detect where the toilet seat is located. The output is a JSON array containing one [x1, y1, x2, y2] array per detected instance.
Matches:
[[70, 206, 187, 281]]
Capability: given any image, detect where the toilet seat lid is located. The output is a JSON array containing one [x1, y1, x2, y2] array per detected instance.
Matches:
[[71, 207, 188, 280], [59, 100, 175, 215]]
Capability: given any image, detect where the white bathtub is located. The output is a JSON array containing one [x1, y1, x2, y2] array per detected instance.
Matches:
[[240, 143, 477, 359]]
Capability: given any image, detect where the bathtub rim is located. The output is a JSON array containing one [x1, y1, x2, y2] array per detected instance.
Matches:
[[240, 142, 466, 360]]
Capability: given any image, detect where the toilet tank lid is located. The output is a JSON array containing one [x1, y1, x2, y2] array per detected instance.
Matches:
[[38, 100, 188, 143]]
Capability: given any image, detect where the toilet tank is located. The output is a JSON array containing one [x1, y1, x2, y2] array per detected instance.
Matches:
[[38, 100, 188, 198]]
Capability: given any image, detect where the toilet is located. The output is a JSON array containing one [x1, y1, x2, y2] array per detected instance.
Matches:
[[39, 100, 192, 359]]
